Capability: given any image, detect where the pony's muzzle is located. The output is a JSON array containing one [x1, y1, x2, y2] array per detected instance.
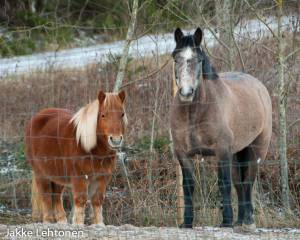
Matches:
[[179, 87, 194, 101], [108, 135, 123, 148]]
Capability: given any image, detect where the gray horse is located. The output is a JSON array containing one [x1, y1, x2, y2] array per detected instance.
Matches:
[[170, 28, 272, 232]]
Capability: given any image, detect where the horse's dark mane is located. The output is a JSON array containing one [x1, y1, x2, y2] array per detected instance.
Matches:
[[172, 35, 219, 80], [201, 49, 218, 80]]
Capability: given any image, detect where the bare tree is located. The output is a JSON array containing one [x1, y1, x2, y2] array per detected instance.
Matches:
[[215, 0, 235, 70], [276, 0, 290, 211], [113, 0, 139, 92]]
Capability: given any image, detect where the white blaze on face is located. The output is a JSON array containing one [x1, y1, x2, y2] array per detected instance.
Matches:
[[179, 47, 194, 94]]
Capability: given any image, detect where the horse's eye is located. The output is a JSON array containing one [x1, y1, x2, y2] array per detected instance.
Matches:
[[121, 113, 125, 117], [101, 114, 105, 118]]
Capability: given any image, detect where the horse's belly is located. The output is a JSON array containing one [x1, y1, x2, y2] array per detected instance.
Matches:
[[230, 106, 265, 153]]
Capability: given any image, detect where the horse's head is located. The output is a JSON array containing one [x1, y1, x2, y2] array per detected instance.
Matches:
[[71, 90, 127, 152], [97, 90, 127, 149], [172, 27, 218, 102]]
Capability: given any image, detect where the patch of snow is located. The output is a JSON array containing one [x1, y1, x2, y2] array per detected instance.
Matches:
[[0, 15, 297, 77]]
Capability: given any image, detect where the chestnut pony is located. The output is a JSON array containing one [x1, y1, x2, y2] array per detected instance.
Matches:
[[25, 90, 126, 225]]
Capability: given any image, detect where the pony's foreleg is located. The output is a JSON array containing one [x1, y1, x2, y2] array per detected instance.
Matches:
[[89, 176, 107, 226], [217, 149, 233, 227], [71, 179, 88, 225], [177, 154, 195, 228]]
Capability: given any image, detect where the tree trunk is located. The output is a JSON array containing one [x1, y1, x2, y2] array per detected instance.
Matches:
[[277, 0, 290, 211], [215, 0, 235, 70], [113, 0, 139, 92]]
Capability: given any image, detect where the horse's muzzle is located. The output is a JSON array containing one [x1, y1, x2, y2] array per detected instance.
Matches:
[[179, 87, 194, 102], [108, 135, 123, 148]]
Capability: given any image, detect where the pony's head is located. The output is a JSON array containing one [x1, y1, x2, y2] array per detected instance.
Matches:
[[172, 27, 218, 102], [71, 90, 127, 152]]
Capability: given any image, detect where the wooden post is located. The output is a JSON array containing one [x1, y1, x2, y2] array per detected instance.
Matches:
[[172, 62, 184, 225]]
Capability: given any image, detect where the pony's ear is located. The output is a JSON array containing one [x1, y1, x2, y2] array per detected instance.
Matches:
[[193, 28, 203, 46], [118, 90, 126, 103], [174, 28, 184, 43], [98, 90, 106, 104]]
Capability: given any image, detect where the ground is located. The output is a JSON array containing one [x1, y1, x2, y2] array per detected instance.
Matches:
[[1, 224, 300, 240]]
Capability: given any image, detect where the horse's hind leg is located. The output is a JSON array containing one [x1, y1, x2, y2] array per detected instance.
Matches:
[[89, 176, 108, 226], [234, 132, 270, 231], [52, 183, 67, 223], [34, 177, 55, 223]]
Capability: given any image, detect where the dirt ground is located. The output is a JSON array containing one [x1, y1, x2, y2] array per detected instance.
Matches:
[[1, 223, 300, 240]]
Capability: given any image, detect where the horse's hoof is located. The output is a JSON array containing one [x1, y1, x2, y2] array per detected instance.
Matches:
[[241, 223, 256, 233], [219, 223, 233, 228], [233, 224, 243, 233], [179, 223, 193, 228]]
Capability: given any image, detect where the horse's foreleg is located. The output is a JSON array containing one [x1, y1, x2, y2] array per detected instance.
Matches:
[[89, 176, 107, 226], [232, 153, 245, 227], [218, 150, 233, 227], [178, 155, 195, 228], [71, 179, 88, 225]]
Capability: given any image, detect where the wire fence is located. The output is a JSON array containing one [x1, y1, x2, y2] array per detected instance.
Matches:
[[0, 6, 299, 240]]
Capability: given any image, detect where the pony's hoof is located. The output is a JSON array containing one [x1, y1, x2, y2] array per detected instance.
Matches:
[[72, 222, 85, 227], [179, 223, 193, 228], [241, 223, 256, 233], [57, 219, 68, 224], [91, 223, 106, 228]]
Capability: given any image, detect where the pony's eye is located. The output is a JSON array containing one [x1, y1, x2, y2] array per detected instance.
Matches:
[[121, 113, 125, 117], [101, 114, 105, 118]]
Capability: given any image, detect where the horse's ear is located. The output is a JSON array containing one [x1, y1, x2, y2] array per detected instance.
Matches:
[[193, 28, 203, 46], [118, 90, 125, 103], [174, 28, 183, 43], [98, 90, 106, 104]]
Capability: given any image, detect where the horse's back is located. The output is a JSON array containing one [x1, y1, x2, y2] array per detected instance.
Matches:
[[26, 108, 72, 138], [25, 108, 73, 165], [220, 72, 271, 111]]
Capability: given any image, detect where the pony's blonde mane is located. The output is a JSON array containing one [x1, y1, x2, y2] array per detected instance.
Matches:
[[70, 93, 127, 152], [70, 99, 99, 152]]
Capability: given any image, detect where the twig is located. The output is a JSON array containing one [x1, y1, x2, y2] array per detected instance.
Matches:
[[120, 58, 171, 88], [288, 119, 300, 130]]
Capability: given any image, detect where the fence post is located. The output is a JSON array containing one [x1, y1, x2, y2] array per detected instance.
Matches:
[[171, 62, 184, 225]]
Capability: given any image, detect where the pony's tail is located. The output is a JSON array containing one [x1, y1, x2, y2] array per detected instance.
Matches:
[[31, 172, 42, 222]]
